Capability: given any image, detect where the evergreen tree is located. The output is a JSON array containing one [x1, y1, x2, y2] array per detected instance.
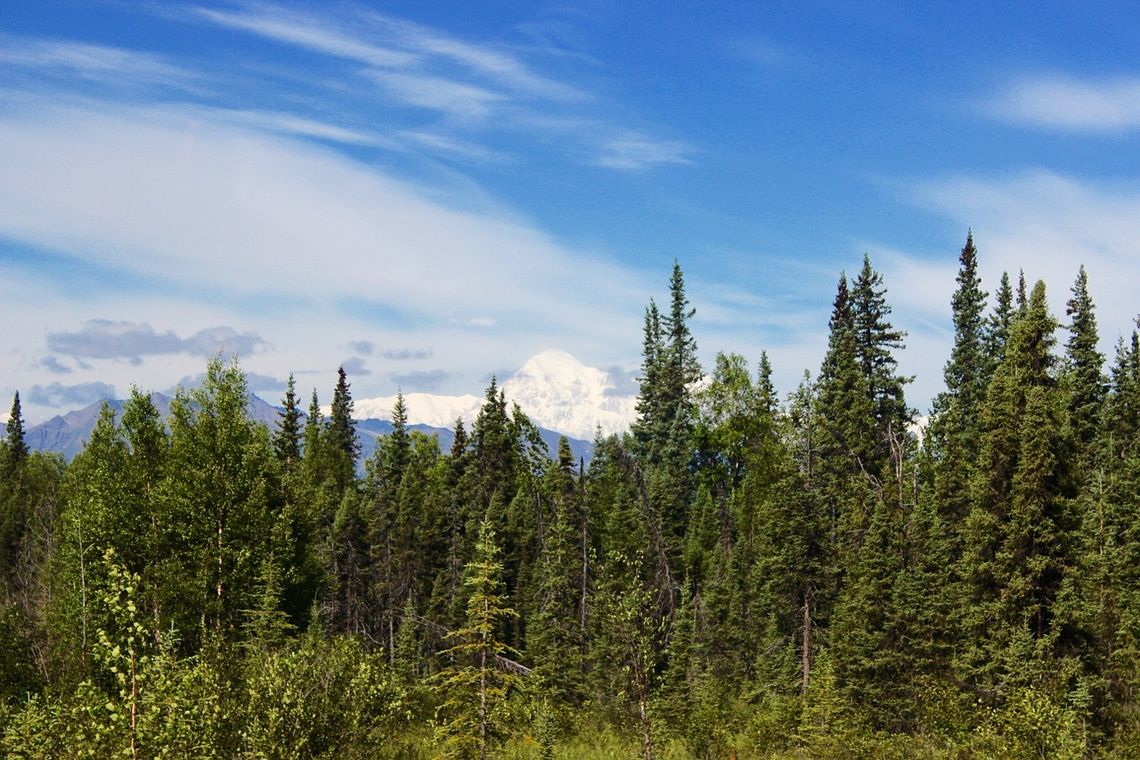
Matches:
[[436, 519, 521, 760], [1, 392, 32, 596], [633, 299, 666, 457], [273, 374, 302, 468], [938, 231, 989, 439], [928, 231, 989, 561], [814, 273, 876, 562], [529, 438, 585, 705], [1064, 265, 1106, 462], [5, 392, 29, 472], [633, 262, 700, 466], [850, 254, 912, 443], [327, 366, 360, 491], [960, 281, 1071, 693], [985, 271, 1016, 372]]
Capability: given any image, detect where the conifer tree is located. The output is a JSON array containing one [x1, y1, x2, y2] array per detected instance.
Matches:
[[1064, 265, 1106, 462], [273, 374, 302, 468], [327, 366, 360, 492], [815, 273, 876, 560], [436, 519, 521, 760], [1, 392, 32, 597], [633, 300, 666, 457], [5, 392, 28, 472], [529, 439, 585, 704], [960, 281, 1071, 693], [851, 254, 912, 444], [302, 389, 325, 485], [985, 271, 1016, 372], [938, 231, 989, 438], [928, 232, 989, 553]]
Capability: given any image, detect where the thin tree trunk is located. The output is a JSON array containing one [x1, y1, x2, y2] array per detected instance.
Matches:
[[580, 516, 589, 638], [480, 613, 488, 760], [637, 674, 655, 760], [216, 508, 226, 629], [78, 519, 89, 672], [801, 584, 813, 694], [130, 650, 139, 760]]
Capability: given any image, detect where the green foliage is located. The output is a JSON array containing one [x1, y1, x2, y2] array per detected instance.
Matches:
[[240, 632, 408, 758], [5, 392, 29, 472], [274, 373, 303, 468], [4, 254, 1138, 757], [435, 519, 522, 760]]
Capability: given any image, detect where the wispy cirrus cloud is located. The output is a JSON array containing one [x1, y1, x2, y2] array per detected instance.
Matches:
[[988, 74, 1140, 133], [0, 34, 198, 89], [184, 2, 685, 170], [593, 130, 695, 170], [368, 71, 505, 120], [192, 5, 416, 68]]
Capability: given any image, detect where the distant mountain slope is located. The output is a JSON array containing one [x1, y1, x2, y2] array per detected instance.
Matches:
[[27, 393, 594, 464], [353, 349, 636, 441]]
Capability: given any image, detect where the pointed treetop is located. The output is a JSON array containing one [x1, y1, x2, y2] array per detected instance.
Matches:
[[329, 365, 360, 463], [273, 373, 302, 466], [5, 391, 29, 467]]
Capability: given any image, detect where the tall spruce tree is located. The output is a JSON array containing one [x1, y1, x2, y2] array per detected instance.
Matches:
[[850, 254, 912, 445], [435, 519, 521, 760], [815, 273, 876, 559], [1064, 265, 1106, 462], [328, 366, 360, 491], [273, 374, 302, 468], [960, 281, 1072, 693], [938, 231, 989, 438], [5, 392, 28, 473], [929, 232, 989, 545], [633, 300, 666, 458], [985, 271, 1016, 374]]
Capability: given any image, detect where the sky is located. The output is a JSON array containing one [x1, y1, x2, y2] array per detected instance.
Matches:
[[3, 0, 1140, 426]]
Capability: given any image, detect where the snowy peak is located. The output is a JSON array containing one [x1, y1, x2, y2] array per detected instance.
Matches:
[[351, 350, 637, 441], [501, 350, 635, 439], [351, 392, 484, 431]]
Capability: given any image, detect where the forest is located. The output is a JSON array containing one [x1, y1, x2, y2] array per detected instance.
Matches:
[[1, 233, 1139, 759]]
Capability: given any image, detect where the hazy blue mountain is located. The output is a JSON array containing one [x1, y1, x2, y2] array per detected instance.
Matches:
[[27, 394, 594, 464]]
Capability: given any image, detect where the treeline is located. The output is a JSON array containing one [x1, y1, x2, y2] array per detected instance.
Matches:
[[1, 235, 1139, 758]]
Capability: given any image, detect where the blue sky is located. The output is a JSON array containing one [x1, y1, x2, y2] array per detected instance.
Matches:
[[3, 1, 1140, 424]]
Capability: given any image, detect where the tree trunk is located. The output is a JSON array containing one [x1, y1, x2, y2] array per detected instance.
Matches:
[[801, 584, 813, 694]]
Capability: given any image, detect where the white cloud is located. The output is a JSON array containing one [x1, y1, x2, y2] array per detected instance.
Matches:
[[989, 74, 1140, 132], [865, 169, 1140, 411], [365, 10, 586, 102], [184, 3, 679, 171], [0, 35, 197, 89], [0, 95, 657, 419], [209, 108, 398, 148], [193, 5, 416, 68], [368, 70, 505, 119], [194, 3, 583, 102], [592, 130, 694, 170]]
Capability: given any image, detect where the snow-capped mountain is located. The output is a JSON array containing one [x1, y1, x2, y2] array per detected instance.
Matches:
[[352, 350, 638, 441], [352, 392, 485, 431]]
